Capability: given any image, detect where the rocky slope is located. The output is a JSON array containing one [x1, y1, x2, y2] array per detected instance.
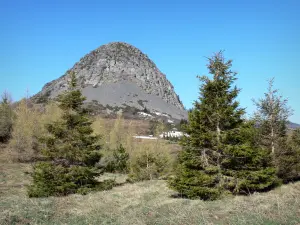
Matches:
[[33, 42, 187, 120]]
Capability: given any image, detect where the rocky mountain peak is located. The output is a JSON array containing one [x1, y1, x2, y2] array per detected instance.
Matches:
[[33, 42, 187, 120]]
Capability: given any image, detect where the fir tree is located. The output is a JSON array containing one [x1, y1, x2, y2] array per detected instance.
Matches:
[[169, 52, 278, 200], [28, 72, 104, 197]]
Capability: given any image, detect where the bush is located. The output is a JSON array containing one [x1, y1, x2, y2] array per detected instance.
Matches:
[[99, 144, 129, 173], [128, 142, 172, 182]]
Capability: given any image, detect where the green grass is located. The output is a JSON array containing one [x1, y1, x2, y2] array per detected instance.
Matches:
[[1, 163, 300, 225]]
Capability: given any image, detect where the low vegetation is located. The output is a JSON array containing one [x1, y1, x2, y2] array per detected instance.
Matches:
[[1, 162, 300, 225]]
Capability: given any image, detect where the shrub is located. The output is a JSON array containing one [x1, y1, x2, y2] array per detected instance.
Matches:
[[128, 141, 172, 182], [99, 144, 129, 173]]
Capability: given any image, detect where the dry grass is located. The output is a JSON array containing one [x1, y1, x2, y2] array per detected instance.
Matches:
[[1, 161, 300, 225]]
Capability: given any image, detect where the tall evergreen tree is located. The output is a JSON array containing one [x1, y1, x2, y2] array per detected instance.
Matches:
[[169, 52, 278, 200], [28, 72, 103, 197]]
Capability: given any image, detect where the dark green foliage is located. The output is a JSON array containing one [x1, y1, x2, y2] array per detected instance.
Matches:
[[276, 129, 300, 183], [28, 72, 105, 197], [28, 162, 100, 197], [221, 122, 279, 194], [169, 52, 278, 200], [175, 119, 188, 131], [169, 149, 222, 200], [0, 92, 14, 143], [35, 90, 51, 104], [111, 144, 129, 173], [101, 144, 129, 173]]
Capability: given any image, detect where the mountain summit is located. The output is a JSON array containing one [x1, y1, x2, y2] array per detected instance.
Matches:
[[33, 42, 187, 120]]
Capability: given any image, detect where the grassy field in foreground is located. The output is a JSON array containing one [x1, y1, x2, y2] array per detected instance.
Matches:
[[1, 163, 300, 225]]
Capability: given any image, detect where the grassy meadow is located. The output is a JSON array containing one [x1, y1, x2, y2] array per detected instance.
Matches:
[[1, 122, 300, 225], [1, 160, 300, 225]]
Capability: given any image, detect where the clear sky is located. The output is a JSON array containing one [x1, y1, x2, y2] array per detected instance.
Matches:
[[0, 0, 299, 123]]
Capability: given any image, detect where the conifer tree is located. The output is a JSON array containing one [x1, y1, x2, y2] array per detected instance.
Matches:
[[169, 52, 278, 200], [28, 72, 103, 197], [253, 78, 291, 155], [253, 79, 299, 182], [0, 91, 14, 143]]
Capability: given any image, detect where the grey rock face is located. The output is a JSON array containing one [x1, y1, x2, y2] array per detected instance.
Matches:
[[34, 42, 187, 119]]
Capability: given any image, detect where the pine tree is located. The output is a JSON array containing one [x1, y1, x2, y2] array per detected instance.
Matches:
[[0, 91, 14, 143], [169, 52, 278, 200], [28, 72, 104, 197]]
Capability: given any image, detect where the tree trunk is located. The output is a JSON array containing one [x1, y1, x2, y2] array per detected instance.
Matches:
[[216, 121, 221, 144], [271, 127, 275, 155]]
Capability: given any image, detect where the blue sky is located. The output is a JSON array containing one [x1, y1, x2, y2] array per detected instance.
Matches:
[[0, 0, 299, 123]]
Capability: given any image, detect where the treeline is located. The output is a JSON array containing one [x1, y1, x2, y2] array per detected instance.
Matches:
[[0, 52, 299, 200]]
